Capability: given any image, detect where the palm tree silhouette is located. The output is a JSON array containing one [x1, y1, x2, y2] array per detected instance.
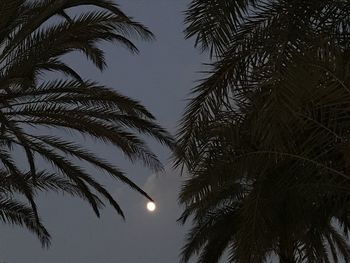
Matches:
[[177, 0, 350, 262], [0, 0, 173, 245]]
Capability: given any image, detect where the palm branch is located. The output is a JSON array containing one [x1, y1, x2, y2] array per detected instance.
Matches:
[[0, 0, 173, 244]]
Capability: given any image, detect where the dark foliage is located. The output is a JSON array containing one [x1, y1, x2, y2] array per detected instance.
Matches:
[[177, 0, 350, 262]]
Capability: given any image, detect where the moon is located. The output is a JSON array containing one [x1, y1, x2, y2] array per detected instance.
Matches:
[[146, 201, 156, 212]]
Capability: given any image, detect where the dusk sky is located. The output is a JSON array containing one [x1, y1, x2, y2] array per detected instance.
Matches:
[[0, 1, 206, 262]]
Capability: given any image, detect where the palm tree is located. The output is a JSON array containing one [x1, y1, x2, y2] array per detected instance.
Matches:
[[179, 107, 350, 262], [0, 0, 173, 244], [177, 0, 350, 262]]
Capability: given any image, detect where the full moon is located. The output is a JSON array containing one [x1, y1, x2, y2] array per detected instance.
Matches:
[[146, 202, 156, 212]]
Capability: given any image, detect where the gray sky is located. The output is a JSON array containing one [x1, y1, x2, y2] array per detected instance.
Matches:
[[0, 1, 206, 262]]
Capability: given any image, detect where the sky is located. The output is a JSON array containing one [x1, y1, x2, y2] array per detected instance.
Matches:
[[0, 1, 206, 262]]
